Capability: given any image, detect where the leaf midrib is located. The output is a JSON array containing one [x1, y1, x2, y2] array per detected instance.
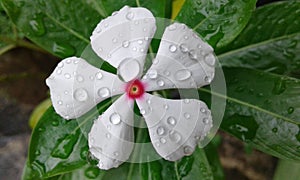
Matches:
[[217, 31, 300, 59], [199, 88, 300, 125]]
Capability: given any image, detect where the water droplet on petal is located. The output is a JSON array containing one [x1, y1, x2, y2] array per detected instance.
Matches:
[[157, 80, 165, 87], [183, 146, 193, 155], [205, 54, 216, 66], [164, 104, 169, 109], [112, 37, 118, 43], [168, 24, 177, 31], [110, 113, 121, 125], [180, 44, 188, 53], [76, 75, 84, 82], [57, 62, 64, 68], [204, 76, 212, 83], [184, 99, 190, 104], [126, 12, 134, 20], [147, 69, 158, 79], [153, 59, 159, 64], [175, 69, 192, 81], [169, 45, 177, 53], [188, 50, 197, 60], [98, 88, 110, 98], [56, 69, 62, 75], [113, 152, 119, 157], [160, 138, 166, 144], [106, 133, 111, 139], [156, 126, 165, 136], [140, 109, 146, 115], [167, 116, 176, 126], [169, 130, 181, 143], [96, 72, 103, 80], [64, 73, 71, 79], [57, 100, 63, 105], [184, 113, 191, 119], [138, 40, 143, 44], [122, 40, 130, 48], [74, 88, 89, 102], [200, 108, 206, 113], [203, 117, 209, 124]]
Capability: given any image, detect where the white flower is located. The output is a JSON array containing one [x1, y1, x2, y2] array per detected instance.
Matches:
[[46, 6, 215, 170]]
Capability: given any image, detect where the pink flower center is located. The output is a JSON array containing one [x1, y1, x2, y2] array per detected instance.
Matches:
[[126, 79, 145, 99]]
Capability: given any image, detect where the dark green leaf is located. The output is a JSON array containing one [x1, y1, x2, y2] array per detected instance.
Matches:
[[176, 0, 257, 49], [218, 1, 300, 77], [273, 160, 300, 180], [2, 0, 171, 58], [25, 98, 112, 179], [201, 68, 300, 161], [204, 142, 224, 180]]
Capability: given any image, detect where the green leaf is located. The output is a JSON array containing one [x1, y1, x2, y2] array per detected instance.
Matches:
[[2, 0, 171, 58], [175, 0, 257, 49], [218, 1, 300, 77], [25, 98, 112, 179], [273, 160, 300, 180], [204, 142, 224, 180], [0, 2, 16, 54], [202, 68, 300, 161], [48, 147, 214, 180]]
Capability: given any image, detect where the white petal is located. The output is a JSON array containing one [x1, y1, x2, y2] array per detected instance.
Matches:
[[91, 6, 156, 79], [142, 23, 215, 91], [136, 93, 212, 161], [46, 57, 126, 119], [88, 94, 134, 170]]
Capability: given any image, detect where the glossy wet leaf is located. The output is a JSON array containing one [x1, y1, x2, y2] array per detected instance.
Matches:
[[218, 1, 300, 77], [1, 0, 171, 58], [24, 98, 112, 179], [206, 68, 300, 161], [204, 142, 224, 180], [0, 2, 16, 54], [47, 147, 214, 180], [175, 0, 257, 49]]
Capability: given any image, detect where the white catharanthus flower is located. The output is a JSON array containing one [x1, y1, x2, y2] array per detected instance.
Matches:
[[46, 6, 216, 170]]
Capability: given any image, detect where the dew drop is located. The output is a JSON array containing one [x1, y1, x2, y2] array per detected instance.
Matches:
[[175, 69, 192, 81], [272, 127, 278, 133], [56, 69, 62, 75], [74, 88, 88, 102], [106, 133, 111, 139], [52, 120, 59, 126], [160, 138, 166, 144], [288, 107, 294, 114], [157, 79, 165, 87], [156, 126, 165, 136], [188, 50, 197, 60], [184, 113, 191, 119], [76, 75, 84, 82], [138, 40, 143, 44], [64, 73, 71, 79], [126, 12, 134, 20], [98, 87, 110, 98], [122, 40, 130, 48], [204, 76, 212, 83], [169, 45, 177, 53], [169, 130, 181, 143], [203, 117, 209, 124], [147, 69, 158, 79], [183, 146, 193, 155], [29, 18, 46, 36], [110, 113, 121, 125], [112, 37, 118, 43], [180, 44, 188, 53], [200, 108, 206, 113], [184, 35, 189, 40], [168, 24, 177, 31], [140, 109, 146, 115], [57, 100, 63, 105], [96, 72, 103, 80], [113, 152, 119, 157], [153, 59, 159, 64], [164, 104, 169, 110], [167, 116, 176, 126], [57, 62, 64, 68]]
